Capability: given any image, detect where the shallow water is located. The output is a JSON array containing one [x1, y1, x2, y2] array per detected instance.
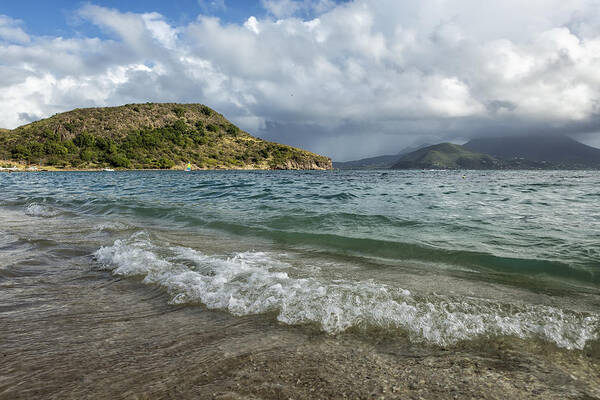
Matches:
[[1, 170, 599, 398]]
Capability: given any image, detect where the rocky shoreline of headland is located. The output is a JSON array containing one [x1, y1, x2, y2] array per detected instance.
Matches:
[[0, 161, 332, 172]]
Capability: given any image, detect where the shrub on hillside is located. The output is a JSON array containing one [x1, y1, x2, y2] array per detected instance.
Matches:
[[11, 144, 30, 159], [157, 157, 174, 169], [201, 105, 212, 116], [226, 124, 239, 136], [173, 107, 185, 118], [74, 132, 95, 148], [27, 142, 45, 158], [95, 137, 114, 152], [44, 141, 68, 156], [64, 140, 78, 153], [42, 129, 61, 142], [108, 153, 131, 168], [80, 149, 96, 162]]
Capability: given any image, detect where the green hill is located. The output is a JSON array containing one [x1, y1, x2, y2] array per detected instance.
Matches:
[[391, 143, 502, 169], [0, 103, 331, 170]]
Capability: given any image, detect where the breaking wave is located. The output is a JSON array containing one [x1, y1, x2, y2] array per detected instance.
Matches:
[[94, 232, 599, 350]]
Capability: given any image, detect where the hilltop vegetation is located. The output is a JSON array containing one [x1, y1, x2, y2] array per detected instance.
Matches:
[[0, 103, 331, 170]]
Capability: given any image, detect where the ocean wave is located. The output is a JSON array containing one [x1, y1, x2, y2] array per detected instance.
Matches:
[[94, 232, 599, 350], [204, 221, 600, 283], [24, 203, 60, 218]]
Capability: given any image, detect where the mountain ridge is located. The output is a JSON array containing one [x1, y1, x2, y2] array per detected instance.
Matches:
[[391, 137, 600, 170], [463, 135, 600, 168]]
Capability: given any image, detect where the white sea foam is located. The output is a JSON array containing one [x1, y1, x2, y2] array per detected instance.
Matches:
[[94, 232, 599, 350], [24, 203, 60, 218], [94, 221, 129, 232]]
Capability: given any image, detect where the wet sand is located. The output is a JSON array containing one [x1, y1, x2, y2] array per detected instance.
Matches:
[[1, 265, 598, 400]]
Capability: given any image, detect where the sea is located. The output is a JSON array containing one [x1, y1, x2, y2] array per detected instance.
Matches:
[[1, 170, 599, 398]]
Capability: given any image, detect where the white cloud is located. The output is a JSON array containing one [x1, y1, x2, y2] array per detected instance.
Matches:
[[423, 77, 484, 117], [0, 15, 30, 44], [1, 0, 600, 160], [244, 16, 260, 34], [141, 12, 179, 49]]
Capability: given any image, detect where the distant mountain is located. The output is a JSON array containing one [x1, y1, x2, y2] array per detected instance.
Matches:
[[391, 143, 504, 170], [0, 103, 331, 170], [463, 136, 600, 168], [392, 137, 600, 170], [333, 144, 430, 169], [333, 154, 402, 170]]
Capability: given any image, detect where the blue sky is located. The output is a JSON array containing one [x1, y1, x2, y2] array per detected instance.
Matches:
[[1, 0, 599, 159], [1, 1, 342, 37], [3, 1, 255, 34]]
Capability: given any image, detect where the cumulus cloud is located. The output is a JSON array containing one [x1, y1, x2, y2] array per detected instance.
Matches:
[[1, 0, 600, 160], [0, 15, 30, 44]]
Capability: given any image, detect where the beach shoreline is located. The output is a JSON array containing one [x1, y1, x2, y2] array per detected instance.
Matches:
[[0, 160, 331, 172], [1, 266, 598, 400]]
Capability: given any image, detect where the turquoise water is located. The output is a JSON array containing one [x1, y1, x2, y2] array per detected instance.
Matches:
[[1, 170, 599, 350]]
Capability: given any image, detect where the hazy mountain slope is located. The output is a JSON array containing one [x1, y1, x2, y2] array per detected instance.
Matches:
[[463, 136, 600, 167], [333, 144, 431, 169], [0, 103, 332, 170], [333, 154, 402, 170]]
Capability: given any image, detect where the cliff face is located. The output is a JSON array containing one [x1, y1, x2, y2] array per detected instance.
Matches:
[[0, 103, 332, 170], [275, 158, 333, 170]]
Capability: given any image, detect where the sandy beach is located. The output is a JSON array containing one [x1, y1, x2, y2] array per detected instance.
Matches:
[[2, 268, 599, 399]]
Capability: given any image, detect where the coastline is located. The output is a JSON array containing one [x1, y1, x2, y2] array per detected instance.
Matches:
[[0, 160, 332, 172], [2, 160, 596, 172]]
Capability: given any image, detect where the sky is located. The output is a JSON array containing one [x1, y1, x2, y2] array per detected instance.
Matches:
[[1, 0, 600, 160]]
